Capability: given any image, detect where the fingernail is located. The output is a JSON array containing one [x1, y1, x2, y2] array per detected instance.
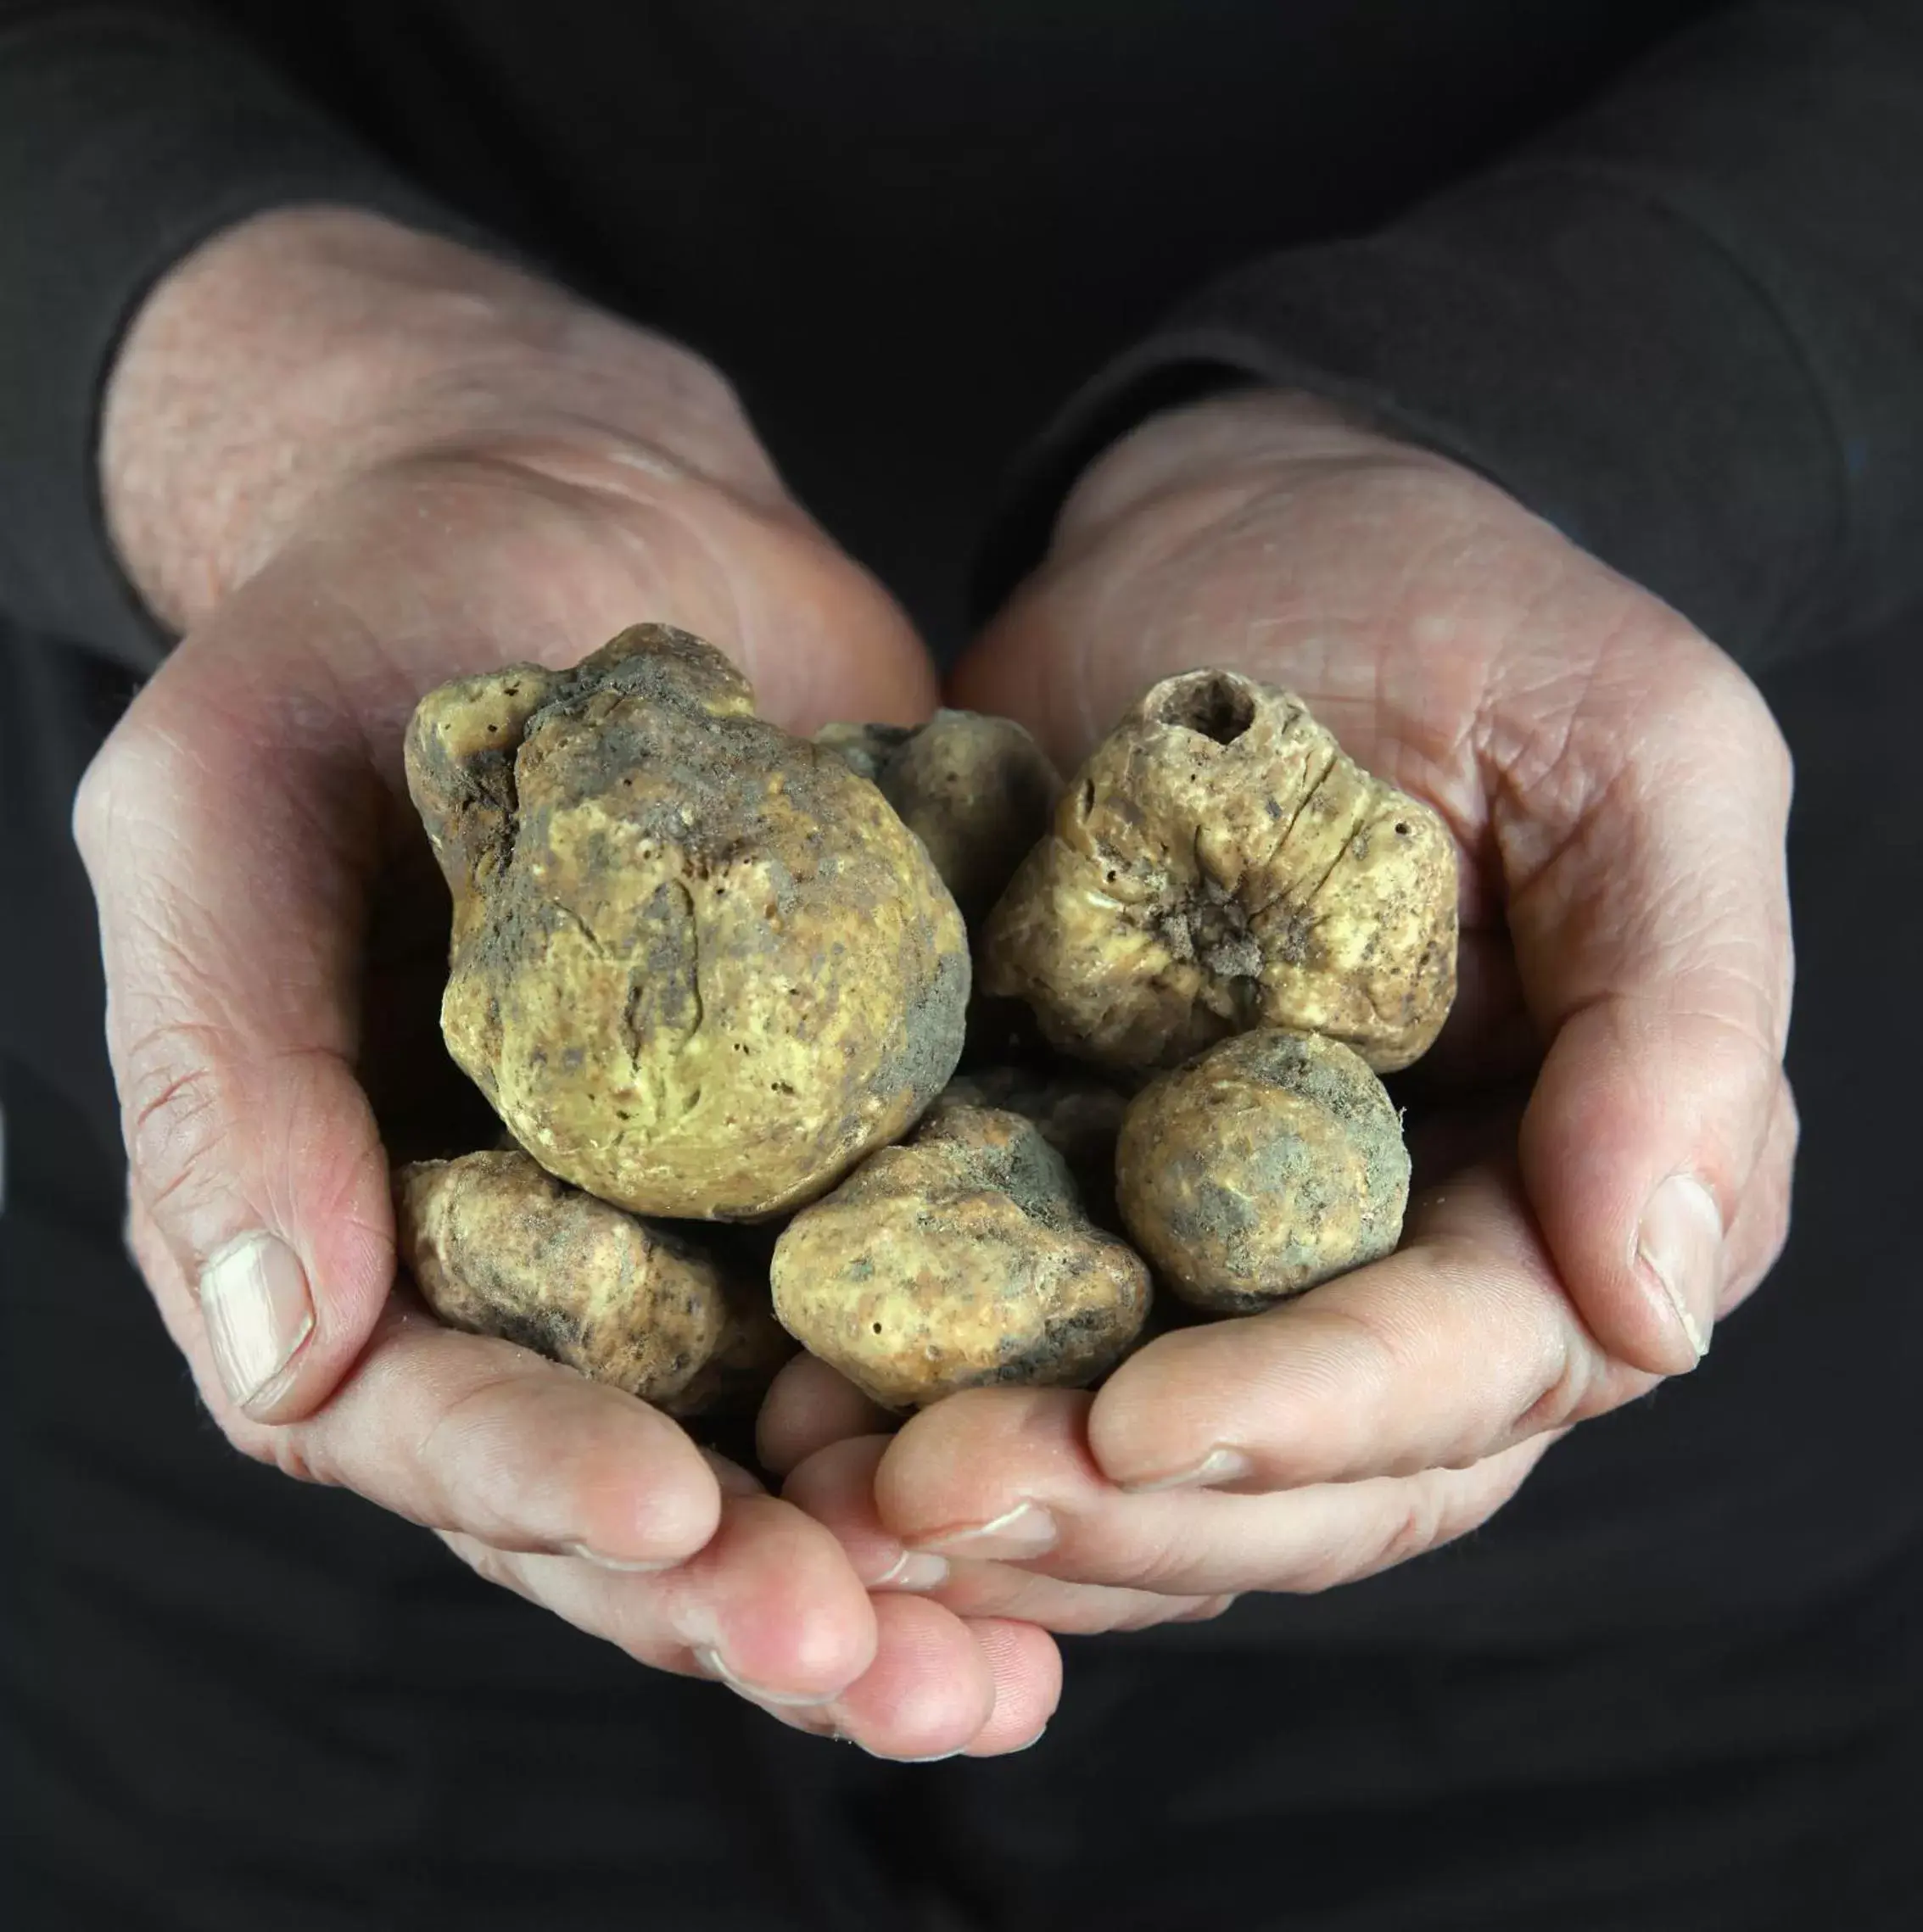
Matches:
[[860, 1745, 965, 1764], [693, 1645, 841, 1708], [908, 1501, 1059, 1561], [1118, 1447, 1254, 1494], [1635, 1175, 1724, 1363], [1009, 1725, 1048, 1753], [872, 1550, 951, 1592], [562, 1543, 679, 1574], [198, 1231, 316, 1412]]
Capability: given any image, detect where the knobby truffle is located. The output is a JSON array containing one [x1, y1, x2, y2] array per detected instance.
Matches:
[[396, 1149, 730, 1404], [981, 668, 1457, 1075], [815, 709, 1059, 926], [405, 625, 970, 1220], [770, 1100, 1150, 1409]]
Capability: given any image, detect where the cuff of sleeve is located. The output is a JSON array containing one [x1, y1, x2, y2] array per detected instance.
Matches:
[[975, 167, 1843, 666], [0, 7, 513, 671]]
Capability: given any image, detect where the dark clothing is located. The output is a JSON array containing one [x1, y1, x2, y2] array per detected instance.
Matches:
[[3, 3, 1923, 1927], [7, 2, 1923, 667]]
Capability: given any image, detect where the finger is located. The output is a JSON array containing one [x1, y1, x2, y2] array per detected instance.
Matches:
[[757, 1353, 896, 1479], [126, 1209, 728, 1567], [75, 632, 399, 1425], [742, 1606, 1062, 1762], [449, 1490, 877, 1704], [1502, 637, 1794, 1373], [954, 1619, 1062, 1757], [783, 1435, 1228, 1634], [926, 1563, 1238, 1634], [791, 1593, 998, 1760], [875, 1386, 1555, 1596], [780, 1435, 952, 1592], [1079, 1159, 1649, 1494]]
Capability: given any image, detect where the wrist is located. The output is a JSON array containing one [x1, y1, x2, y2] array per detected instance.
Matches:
[[102, 206, 780, 631]]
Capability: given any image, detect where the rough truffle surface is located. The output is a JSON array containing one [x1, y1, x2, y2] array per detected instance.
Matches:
[[1115, 1029, 1410, 1313], [926, 1066, 1128, 1228], [980, 668, 1456, 1075], [770, 1103, 1150, 1409], [815, 709, 1059, 926], [406, 625, 970, 1219], [395, 1150, 727, 1403]]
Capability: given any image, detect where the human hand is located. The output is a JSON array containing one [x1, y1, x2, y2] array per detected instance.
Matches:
[[771, 388, 1795, 1617], [75, 209, 1055, 1756]]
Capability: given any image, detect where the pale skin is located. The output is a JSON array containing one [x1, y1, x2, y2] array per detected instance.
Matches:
[[85, 209, 1794, 1748]]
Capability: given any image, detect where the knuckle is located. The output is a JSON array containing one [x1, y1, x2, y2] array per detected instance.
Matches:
[[1341, 1466, 1517, 1589], [253, 1428, 328, 1488], [1348, 1483, 1456, 1583], [1507, 1337, 1592, 1441]]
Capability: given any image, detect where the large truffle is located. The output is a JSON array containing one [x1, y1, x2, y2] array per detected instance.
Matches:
[[980, 668, 1456, 1075], [405, 626, 970, 1220], [1115, 1029, 1410, 1313], [395, 1149, 729, 1404], [770, 1103, 1150, 1410], [815, 709, 1059, 926]]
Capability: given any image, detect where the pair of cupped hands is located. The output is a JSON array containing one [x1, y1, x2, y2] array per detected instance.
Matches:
[[81, 212, 1795, 1761]]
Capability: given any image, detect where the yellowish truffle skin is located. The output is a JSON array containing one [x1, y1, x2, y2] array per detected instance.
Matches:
[[1115, 1029, 1410, 1313], [405, 625, 970, 1220], [980, 668, 1457, 1075], [815, 710, 1060, 927], [395, 1150, 727, 1403], [770, 1104, 1150, 1410]]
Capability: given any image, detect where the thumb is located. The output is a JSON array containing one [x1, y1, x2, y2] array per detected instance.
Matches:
[[75, 639, 396, 1425], [1504, 634, 1796, 1376]]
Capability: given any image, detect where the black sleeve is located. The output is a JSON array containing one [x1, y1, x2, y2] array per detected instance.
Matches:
[[979, 1, 1923, 671], [0, 2, 500, 672]]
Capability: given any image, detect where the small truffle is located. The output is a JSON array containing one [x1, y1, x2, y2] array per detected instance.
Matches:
[[770, 1103, 1150, 1409], [816, 709, 1059, 926], [980, 668, 1456, 1075], [395, 1150, 727, 1403], [1115, 1028, 1410, 1313]]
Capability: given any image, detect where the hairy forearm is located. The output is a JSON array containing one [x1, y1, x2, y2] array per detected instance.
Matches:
[[101, 207, 777, 632]]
